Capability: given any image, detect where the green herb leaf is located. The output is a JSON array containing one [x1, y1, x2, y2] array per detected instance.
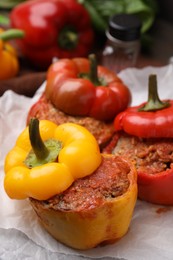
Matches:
[[79, 0, 158, 34]]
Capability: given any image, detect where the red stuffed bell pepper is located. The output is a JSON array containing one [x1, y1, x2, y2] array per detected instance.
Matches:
[[104, 74, 173, 205], [45, 54, 131, 121], [10, 0, 94, 69], [27, 54, 131, 148]]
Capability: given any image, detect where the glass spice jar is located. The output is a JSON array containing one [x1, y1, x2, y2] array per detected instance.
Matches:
[[102, 13, 142, 73]]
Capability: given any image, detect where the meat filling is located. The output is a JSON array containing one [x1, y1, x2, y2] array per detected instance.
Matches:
[[27, 93, 115, 149], [32, 156, 130, 212], [105, 132, 173, 175]]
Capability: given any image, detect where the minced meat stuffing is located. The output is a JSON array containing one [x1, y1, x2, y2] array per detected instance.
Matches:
[[27, 93, 115, 149], [104, 132, 173, 175], [34, 155, 130, 212]]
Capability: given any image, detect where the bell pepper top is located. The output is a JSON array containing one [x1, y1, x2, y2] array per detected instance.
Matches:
[[4, 119, 102, 200], [114, 74, 173, 138], [138, 74, 170, 112], [45, 54, 131, 121]]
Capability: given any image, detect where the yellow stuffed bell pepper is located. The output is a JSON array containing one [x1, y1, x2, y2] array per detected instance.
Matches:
[[4, 119, 137, 250], [4, 118, 102, 200], [30, 153, 137, 249], [0, 28, 24, 80]]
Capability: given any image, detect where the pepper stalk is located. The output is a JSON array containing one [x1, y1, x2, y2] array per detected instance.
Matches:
[[25, 118, 62, 168], [139, 74, 170, 112], [80, 53, 102, 86], [0, 28, 24, 41]]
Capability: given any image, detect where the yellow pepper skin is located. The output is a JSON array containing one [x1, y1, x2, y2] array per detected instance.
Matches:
[[0, 29, 19, 80], [4, 120, 102, 200]]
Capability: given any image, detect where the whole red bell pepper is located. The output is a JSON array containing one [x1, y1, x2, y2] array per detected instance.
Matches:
[[10, 0, 94, 69], [45, 54, 131, 121], [112, 74, 173, 205]]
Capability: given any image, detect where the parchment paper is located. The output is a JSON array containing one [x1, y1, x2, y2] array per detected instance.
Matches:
[[1, 64, 173, 260]]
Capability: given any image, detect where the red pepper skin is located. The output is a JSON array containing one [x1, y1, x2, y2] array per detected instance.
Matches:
[[108, 81, 132, 114], [47, 76, 96, 116], [46, 59, 96, 116], [89, 66, 131, 121], [138, 169, 173, 205], [10, 0, 94, 69], [114, 101, 173, 138], [89, 86, 120, 121], [45, 57, 131, 121]]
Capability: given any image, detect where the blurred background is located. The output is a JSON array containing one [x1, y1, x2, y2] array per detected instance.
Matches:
[[0, 0, 173, 96]]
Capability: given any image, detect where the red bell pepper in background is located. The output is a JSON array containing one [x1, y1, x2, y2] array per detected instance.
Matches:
[[10, 0, 94, 69], [45, 54, 131, 121], [112, 74, 173, 205]]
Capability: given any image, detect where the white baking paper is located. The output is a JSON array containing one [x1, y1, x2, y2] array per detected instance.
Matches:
[[1, 65, 173, 260]]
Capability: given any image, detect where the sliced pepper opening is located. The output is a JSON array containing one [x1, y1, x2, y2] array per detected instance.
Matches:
[[138, 74, 170, 112], [25, 118, 62, 168]]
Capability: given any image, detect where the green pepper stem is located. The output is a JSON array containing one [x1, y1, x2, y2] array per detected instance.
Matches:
[[89, 54, 100, 86], [25, 118, 62, 168], [29, 118, 49, 160], [0, 29, 25, 41], [138, 74, 170, 112], [58, 26, 78, 50]]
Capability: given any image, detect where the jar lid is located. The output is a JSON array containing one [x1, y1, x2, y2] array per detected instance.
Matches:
[[108, 13, 142, 41]]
